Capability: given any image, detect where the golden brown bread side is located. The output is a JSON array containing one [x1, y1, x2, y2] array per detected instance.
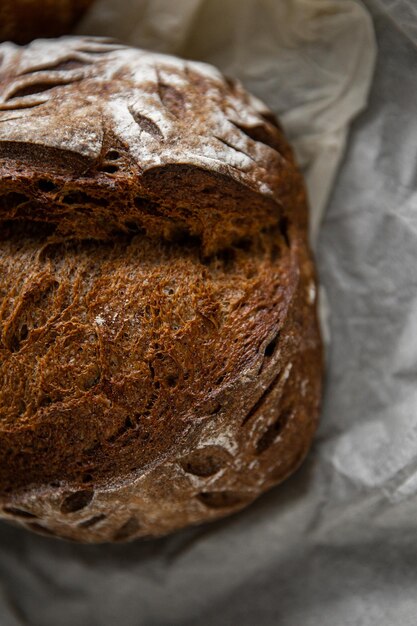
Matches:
[[0, 37, 323, 542], [0, 1, 94, 44]]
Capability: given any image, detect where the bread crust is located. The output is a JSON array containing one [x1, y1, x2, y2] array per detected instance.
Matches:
[[0, 37, 322, 542], [0, 1, 93, 44]]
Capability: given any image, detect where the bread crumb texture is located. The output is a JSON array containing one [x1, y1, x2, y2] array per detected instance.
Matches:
[[0, 38, 322, 542]]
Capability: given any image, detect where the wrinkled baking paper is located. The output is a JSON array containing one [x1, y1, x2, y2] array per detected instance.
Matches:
[[7, 2, 417, 626]]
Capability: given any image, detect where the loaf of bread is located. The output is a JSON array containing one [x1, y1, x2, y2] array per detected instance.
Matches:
[[0, 0, 93, 44], [0, 37, 323, 542]]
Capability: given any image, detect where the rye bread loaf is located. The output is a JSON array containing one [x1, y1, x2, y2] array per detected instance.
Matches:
[[0, 1, 94, 44], [0, 36, 323, 542]]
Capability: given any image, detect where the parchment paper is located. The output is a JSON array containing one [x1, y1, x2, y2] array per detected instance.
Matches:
[[2, 1, 417, 624]]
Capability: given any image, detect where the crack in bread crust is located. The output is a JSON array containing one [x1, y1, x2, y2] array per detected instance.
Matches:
[[0, 37, 301, 255]]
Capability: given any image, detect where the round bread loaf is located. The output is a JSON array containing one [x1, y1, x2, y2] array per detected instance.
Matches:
[[0, 37, 323, 542], [0, 1, 94, 44]]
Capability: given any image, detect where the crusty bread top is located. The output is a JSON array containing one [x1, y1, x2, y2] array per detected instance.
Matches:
[[0, 37, 300, 254]]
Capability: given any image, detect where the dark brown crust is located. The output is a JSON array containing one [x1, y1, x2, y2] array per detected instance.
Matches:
[[0, 1, 94, 45], [0, 37, 323, 542]]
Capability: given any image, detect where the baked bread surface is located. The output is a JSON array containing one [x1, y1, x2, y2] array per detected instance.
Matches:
[[0, 37, 322, 542], [0, 1, 94, 44]]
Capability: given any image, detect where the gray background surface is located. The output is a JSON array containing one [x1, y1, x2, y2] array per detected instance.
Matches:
[[1, 1, 417, 624]]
